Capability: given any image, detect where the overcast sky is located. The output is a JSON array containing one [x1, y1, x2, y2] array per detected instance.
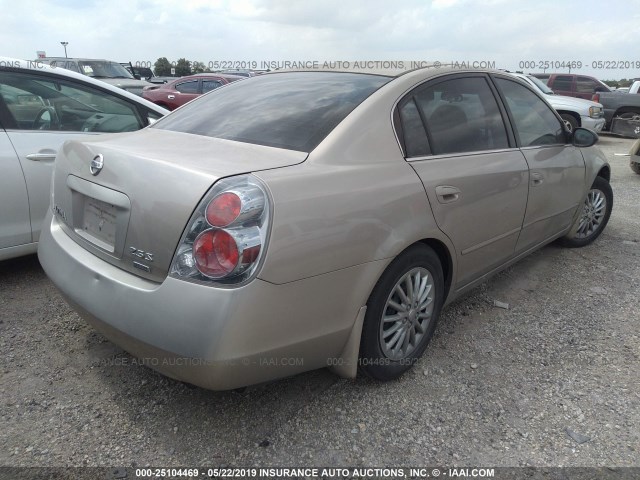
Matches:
[[3, 0, 640, 79]]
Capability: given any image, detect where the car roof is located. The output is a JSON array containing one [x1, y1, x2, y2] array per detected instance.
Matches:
[[40, 57, 119, 62], [0, 56, 168, 115], [265, 64, 492, 79]]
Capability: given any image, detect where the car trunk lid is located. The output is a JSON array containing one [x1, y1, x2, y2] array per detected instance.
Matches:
[[51, 128, 307, 282]]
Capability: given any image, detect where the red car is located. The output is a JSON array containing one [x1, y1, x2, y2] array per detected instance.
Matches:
[[531, 73, 611, 100], [142, 73, 243, 110]]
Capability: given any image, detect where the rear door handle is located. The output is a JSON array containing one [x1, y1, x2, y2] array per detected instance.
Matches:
[[531, 172, 544, 186], [435, 185, 461, 204], [26, 153, 57, 162], [167, 95, 175, 99]]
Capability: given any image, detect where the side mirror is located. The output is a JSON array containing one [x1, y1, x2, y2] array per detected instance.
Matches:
[[572, 127, 598, 147]]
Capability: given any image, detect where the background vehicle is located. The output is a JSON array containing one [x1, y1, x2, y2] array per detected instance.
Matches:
[[507, 72, 605, 133], [38, 57, 152, 96], [592, 90, 640, 133], [39, 68, 612, 390], [532, 73, 611, 100], [0, 57, 168, 261], [612, 81, 640, 95], [120, 62, 167, 84], [215, 69, 268, 77], [142, 73, 243, 110]]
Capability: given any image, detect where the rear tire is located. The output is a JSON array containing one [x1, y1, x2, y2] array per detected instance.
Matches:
[[359, 244, 444, 381], [560, 176, 613, 248], [631, 162, 640, 175]]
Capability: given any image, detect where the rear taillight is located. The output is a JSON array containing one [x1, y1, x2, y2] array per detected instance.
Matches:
[[170, 175, 270, 286], [592, 93, 600, 103]]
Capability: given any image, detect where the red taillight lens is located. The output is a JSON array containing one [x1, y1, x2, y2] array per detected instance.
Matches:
[[592, 93, 600, 103], [170, 175, 269, 285], [193, 229, 239, 278], [206, 192, 241, 227]]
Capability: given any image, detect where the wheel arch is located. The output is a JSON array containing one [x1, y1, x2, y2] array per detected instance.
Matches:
[[557, 110, 581, 126], [417, 238, 453, 300], [613, 107, 640, 118], [597, 165, 611, 182]]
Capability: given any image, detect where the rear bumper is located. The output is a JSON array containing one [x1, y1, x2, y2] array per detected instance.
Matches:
[[38, 212, 386, 390]]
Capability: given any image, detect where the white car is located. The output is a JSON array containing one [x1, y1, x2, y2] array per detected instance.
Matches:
[[0, 57, 168, 261], [508, 72, 606, 133]]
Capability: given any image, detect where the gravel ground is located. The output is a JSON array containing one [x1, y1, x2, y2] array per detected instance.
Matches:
[[1, 134, 639, 470]]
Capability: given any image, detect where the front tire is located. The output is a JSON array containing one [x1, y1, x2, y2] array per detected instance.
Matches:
[[560, 176, 613, 248], [631, 162, 640, 175], [560, 113, 579, 133], [359, 244, 444, 381]]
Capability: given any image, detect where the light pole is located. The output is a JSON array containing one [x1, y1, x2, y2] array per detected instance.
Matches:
[[60, 42, 68, 58]]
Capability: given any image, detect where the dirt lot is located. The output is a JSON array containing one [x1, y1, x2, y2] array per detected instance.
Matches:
[[1, 135, 639, 469]]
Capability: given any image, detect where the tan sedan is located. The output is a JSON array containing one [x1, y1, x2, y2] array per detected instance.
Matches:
[[38, 67, 613, 390]]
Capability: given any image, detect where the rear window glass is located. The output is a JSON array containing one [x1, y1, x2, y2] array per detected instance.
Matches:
[[152, 72, 392, 152]]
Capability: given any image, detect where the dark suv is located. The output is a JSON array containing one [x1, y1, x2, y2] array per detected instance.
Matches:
[[531, 73, 611, 100], [37, 57, 152, 96]]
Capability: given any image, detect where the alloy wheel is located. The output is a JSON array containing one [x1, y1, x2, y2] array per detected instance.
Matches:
[[379, 267, 435, 360], [575, 188, 607, 239]]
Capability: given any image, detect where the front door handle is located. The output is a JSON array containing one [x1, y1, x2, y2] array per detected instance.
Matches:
[[435, 185, 461, 204], [531, 172, 544, 186], [167, 95, 175, 99], [26, 153, 57, 162]]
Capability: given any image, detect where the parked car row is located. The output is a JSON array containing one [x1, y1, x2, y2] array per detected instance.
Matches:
[[529, 72, 640, 136], [26, 64, 613, 390]]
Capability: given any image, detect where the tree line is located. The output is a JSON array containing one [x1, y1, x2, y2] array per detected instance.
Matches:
[[153, 58, 209, 76], [602, 79, 638, 88]]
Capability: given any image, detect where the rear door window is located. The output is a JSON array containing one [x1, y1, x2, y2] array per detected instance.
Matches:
[[202, 80, 223, 93], [175, 81, 199, 94], [551, 75, 573, 92], [576, 76, 599, 94], [399, 76, 509, 156]]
